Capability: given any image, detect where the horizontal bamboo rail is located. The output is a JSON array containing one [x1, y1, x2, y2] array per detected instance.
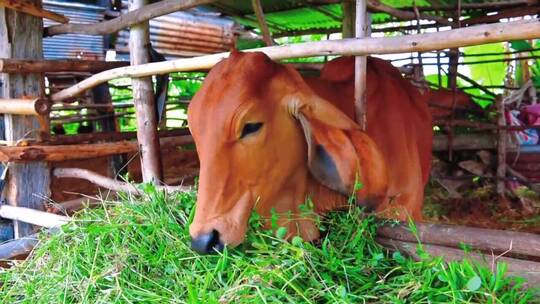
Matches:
[[0, 135, 193, 162], [0, 98, 49, 115], [0, 59, 129, 74], [0, 205, 69, 229], [50, 19, 540, 102]]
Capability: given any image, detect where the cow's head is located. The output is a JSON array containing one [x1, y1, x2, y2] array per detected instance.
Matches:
[[187, 51, 361, 253]]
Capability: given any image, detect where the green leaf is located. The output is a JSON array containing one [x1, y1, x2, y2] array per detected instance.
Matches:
[[510, 40, 533, 52], [291, 236, 303, 247], [466, 275, 482, 291], [275, 226, 288, 239], [463, 43, 506, 87]]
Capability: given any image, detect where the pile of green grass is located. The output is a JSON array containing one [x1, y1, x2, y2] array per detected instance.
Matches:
[[0, 187, 536, 303]]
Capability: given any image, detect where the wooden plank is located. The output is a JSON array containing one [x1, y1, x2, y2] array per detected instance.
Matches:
[[45, 0, 215, 36], [0, 135, 193, 162], [0, 1, 50, 238], [49, 19, 540, 102], [433, 133, 496, 151], [251, 0, 273, 46], [0, 0, 68, 23], [377, 237, 540, 274], [0, 58, 129, 74], [129, 0, 163, 184], [377, 222, 540, 259]]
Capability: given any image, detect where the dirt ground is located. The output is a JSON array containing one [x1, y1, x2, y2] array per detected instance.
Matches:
[[423, 182, 540, 233], [51, 147, 199, 202]]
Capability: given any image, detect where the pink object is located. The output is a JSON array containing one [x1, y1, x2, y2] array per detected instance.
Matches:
[[506, 110, 539, 145], [521, 104, 540, 125]]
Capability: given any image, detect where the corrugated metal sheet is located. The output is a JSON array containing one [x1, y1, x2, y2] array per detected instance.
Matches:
[[116, 2, 235, 58], [43, 0, 106, 60]]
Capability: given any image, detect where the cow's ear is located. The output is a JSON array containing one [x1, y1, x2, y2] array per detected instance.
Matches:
[[294, 100, 360, 196]]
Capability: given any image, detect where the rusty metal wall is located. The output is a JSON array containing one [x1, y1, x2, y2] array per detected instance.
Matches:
[[116, 4, 235, 58], [43, 0, 106, 60]]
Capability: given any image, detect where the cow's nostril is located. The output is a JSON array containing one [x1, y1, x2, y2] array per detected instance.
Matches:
[[191, 229, 224, 254]]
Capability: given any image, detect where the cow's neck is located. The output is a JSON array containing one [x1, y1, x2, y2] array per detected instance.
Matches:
[[306, 176, 349, 214]]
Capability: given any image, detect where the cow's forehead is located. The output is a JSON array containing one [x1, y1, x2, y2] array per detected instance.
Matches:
[[189, 52, 280, 121]]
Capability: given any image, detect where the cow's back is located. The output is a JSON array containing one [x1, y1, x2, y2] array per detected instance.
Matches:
[[304, 57, 432, 219]]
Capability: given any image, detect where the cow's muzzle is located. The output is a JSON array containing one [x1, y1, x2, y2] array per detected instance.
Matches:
[[190, 229, 224, 254]]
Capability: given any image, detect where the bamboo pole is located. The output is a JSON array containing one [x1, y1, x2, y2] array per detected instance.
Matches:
[[251, 0, 273, 46], [53, 168, 190, 194], [50, 19, 540, 102], [0, 98, 49, 115], [129, 0, 163, 184], [45, 0, 214, 36], [0, 58, 128, 74], [0, 0, 69, 23], [0, 205, 69, 228], [354, 0, 368, 129]]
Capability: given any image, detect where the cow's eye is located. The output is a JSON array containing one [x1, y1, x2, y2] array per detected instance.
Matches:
[[240, 122, 263, 138]]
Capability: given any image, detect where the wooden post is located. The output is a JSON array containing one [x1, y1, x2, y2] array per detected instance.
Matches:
[[342, 1, 355, 38], [354, 0, 368, 129], [129, 0, 163, 184], [251, 0, 273, 46], [0, 1, 50, 238], [496, 95, 507, 197], [0, 0, 69, 23]]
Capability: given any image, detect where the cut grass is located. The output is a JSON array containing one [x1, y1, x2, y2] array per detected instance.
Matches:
[[0, 187, 537, 303]]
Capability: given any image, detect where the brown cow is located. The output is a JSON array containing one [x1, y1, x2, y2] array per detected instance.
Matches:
[[188, 51, 433, 253], [427, 87, 477, 119]]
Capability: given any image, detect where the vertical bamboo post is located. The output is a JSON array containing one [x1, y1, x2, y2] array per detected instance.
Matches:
[[354, 0, 368, 129], [0, 0, 50, 238], [129, 0, 163, 183], [251, 0, 273, 46], [496, 95, 507, 197]]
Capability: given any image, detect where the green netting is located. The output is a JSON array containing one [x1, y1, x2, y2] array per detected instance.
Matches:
[[216, 0, 511, 36]]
